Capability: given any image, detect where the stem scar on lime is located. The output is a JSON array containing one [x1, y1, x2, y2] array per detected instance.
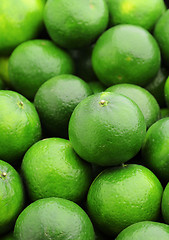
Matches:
[[18, 101, 24, 109], [99, 99, 108, 106]]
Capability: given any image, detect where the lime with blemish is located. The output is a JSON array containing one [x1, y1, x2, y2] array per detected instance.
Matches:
[[92, 25, 161, 87], [0, 160, 24, 235], [0, 90, 42, 165], [69, 92, 146, 166]]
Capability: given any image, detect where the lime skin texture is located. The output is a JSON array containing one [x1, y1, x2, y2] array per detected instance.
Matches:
[[162, 183, 169, 224], [69, 92, 146, 166], [154, 9, 169, 67], [115, 221, 169, 240], [0, 160, 25, 235], [0, 0, 45, 55], [44, 0, 109, 49], [106, 83, 160, 129], [21, 138, 92, 203], [34, 74, 92, 138], [0, 90, 42, 165], [87, 164, 163, 236], [142, 118, 169, 183], [9, 40, 74, 100], [92, 24, 161, 87], [14, 197, 95, 240], [107, 0, 166, 31]]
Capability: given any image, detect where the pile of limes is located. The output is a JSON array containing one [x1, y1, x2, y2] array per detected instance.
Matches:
[[1, 0, 169, 239]]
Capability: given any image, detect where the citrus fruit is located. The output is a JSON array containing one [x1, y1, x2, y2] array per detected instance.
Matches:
[[34, 74, 92, 138], [107, 0, 166, 30], [154, 10, 169, 66], [1, 233, 14, 240], [0, 56, 10, 87], [70, 46, 98, 82], [89, 82, 105, 94], [0, 160, 25, 235], [165, 76, 169, 107], [106, 83, 160, 128], [160, 108, 169, 119], [0, 90, 41, 164], [14, 197, 95, 240], [21, 138, 92, 202], [162, 183, 169, 224], [115, 221, 169, 240], [142, 118, 169, 183], [69, 92, 146, 166], [0, 0, 45, 55], [92, 25, 161, 87], [87, 164, 163, 236], [9, 40, 74, 100], [146, 68, 168, 107], [44, 0, 109, 49]]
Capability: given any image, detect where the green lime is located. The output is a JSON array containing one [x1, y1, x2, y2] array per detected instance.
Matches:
[[142, 118, 169, 183], [0, 90, 41, 164], [9, 40, 74, 100], [0, 57, 10, 87], [146, 68, 168, 107], [165, 76, 169, 107], [92, 25, 161, 87], [69, 92, 146, 166], [14, 197, 95, 240], [70, 46, 98, 82], [160, 108, 169, 119], [44, 0, 109, 49], [0, 0, 44, 55], [87, 164, 163, 236], [89, 82, 106, 94], [162, 183, 169, 224], [0, 160, 24, 235], [1, 233, 14, 240], [107, 0, 166, 30], [21, 138, 92, 202], [115, 221, 169, 240], [106, 84, 160, 128], [34, 74, 92, 138], [154, 10, 169, 66]]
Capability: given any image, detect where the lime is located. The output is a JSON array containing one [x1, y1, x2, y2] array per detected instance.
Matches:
[[0, 0, 44, 55], [116, 221, 169, 240], [21, 138, 92, 202], [9, 40, 74, 100], [14, 197, 95, 240], [106, 84, 160, 128], [0, 90, 41, 164], [162, 183, 169, 224], [89, 82, 106, 94], [34, 74, 92, 138], [1, 233, 14, 240], [107, 0, 166, 30], [87, 164, 163, 236], [92, 25, 161, 87], [154, 10, 169, 66], [0, 160, 24, 235], [0, 57, 10, 87], [142, 118, 169, 183], [160, 108, 169, 119], [146, 68, 168, 107], [69, 92, 146, 166], [165, 76, 169, 107], [44, 0, 109, 49]]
